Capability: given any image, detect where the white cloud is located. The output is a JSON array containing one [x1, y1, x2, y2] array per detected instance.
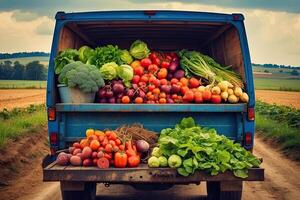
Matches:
[[11, 10, 39, 21], [0, 2, 300, 66], [0, 12, 54, 53]]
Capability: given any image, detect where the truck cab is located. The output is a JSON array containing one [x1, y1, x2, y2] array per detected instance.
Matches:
[[44, 10, 263, 200]]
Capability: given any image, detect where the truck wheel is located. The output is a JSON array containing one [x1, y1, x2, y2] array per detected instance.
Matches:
[[207, 181, 242, 200], [61, 182, 96, 200]]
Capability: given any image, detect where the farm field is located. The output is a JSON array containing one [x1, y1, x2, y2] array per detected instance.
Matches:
[[0, 80, 46, 89], [0, 89, 46, 110], [255, 90, 300, 108], [0, 56, 49, 66], [254, 77, 300, 91]]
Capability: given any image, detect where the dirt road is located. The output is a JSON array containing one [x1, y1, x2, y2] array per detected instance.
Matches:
[[1, 134, 298, 200], [255, 90, 300, 109], [0, 89, 45, 110]]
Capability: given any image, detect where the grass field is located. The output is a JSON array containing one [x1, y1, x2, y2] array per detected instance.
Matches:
[[0, 80, 46, 89], [254, 78, 300, 91], [0, 104, 47, 148], [0, 56, 49, 66]]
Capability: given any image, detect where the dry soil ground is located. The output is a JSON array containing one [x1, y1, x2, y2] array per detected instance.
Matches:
[[0, 89, 46, 110], [0, 89, 299, 109], [0, 131, 299, 200]]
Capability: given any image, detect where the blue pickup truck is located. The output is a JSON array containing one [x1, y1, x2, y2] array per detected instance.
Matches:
[[43, 10, 264, 200]]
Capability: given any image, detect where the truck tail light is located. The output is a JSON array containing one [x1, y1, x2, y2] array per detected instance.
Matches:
[[248, 107, 255, 121], [50, 147, 57, 156], [244, 132, 252, 146], [48, 107, 56, 121], [50, 132, 58, 145], [144, 10, 156, 16]]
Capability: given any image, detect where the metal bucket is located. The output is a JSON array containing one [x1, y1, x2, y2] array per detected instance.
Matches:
[[58, 84, 95, 103]]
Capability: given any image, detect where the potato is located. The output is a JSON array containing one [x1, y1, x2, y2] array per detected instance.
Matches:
[[56, 152, 69, 166], [82, 146, 92, 159], [73, 148, 82, 155], [83, 158, 93, 167], [70, 155, 82, 166]]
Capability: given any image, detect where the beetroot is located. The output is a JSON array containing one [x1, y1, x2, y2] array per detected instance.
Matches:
[[136, 140, 150, 153], [174, 70, 185, 79], [113, 83, 125, 94], [161, 85, 171, 94], [56, 152, 70, 166]]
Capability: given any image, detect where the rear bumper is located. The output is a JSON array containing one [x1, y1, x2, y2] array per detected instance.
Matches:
[[43, 160, 264, 184]]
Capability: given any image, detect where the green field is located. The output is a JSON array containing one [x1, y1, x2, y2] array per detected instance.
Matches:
[[0, 56, 49, 66], [0, 104, 47, 148], [254, 78, 300, 91], [0, 80, 46, 89]]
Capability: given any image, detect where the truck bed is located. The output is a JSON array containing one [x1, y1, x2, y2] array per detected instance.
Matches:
[[43, 161, 264, 183]]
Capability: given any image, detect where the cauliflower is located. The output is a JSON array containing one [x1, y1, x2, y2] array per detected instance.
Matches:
[[58, 61, 104, 93]]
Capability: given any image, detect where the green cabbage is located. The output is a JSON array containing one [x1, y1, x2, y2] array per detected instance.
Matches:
[[120, 50, 133, 64], [78, 46, 94, 63], [129, 40, 150, 59], [100, 62, 118, 80], [118, 64, 133, 87]]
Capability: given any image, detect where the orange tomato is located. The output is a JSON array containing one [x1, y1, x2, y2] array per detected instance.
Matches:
[[157, 68, 168, 79], [122, 96, 130, 103], [90, 140, 100, 151], [80, 139, 89, 149], [180, 78, 189, 86], [94, 130, 104, 137], [131, 60, 141, 69], [85, 128, 94, 137], [159, 92, 166, 99], [135, 97, 143, 104], [159, 98, 167, 104], [152, 88, 160, 95], [194, 91, 203, 103]]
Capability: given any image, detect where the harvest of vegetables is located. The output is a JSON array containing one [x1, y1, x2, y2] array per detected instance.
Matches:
[[148, 117, 261, 178], [55, 40, 249, 104], [56, 118, 260, 179]]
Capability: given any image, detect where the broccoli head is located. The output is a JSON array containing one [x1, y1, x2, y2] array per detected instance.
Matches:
[[58, 61, 104, 93]]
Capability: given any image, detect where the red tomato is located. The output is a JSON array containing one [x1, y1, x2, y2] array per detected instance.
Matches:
[[152, 58, 161, 66], [105, 144, 113, 153], [115, 138, 121, 146], [183, 90, 195, 102], [203, 90, 212, 101], [194, 91, 203, 103], [148, 84, 156, 91], [109, 140, 116, 146], [149, 52, 158, 60], [180, 86, 189, 95], [160, 79, 168, 85], [134, 66, 144, 76], [141, 58, 152, 68], [132, 75, 140, 84], [108, 131, 117, 140], [148, 64, 159, 74], [170, 78, 179, 84], [101, 138, 108, 147], [148, 75, 157, 84], [161, 60, 170, 68], [140, 75, 149, 83], [211, 94, 222, 104], [189, 78, 200, 88]]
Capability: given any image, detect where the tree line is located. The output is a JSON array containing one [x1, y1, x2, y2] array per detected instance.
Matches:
[[0, 52, 50, 59], [0, 60, 47, 80], [253, 63, 300, 69]]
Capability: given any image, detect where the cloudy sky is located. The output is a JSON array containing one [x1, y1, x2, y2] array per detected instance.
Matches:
[[0, 0, 299, 66]]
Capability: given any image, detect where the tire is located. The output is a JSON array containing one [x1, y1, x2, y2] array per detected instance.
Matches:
[[207, 181, 242, 200], [61, 182, 96, 200]]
